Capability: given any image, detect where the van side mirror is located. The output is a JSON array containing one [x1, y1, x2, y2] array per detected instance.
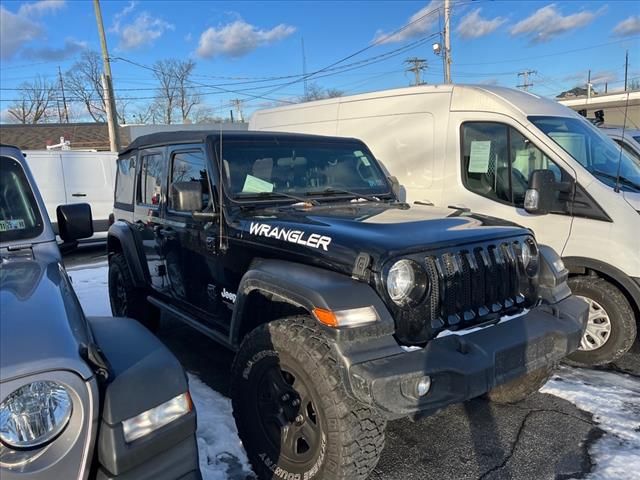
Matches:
[[57, 203, 94, 242], [524, 170, 556, 215], [171, 181, 204, 212]]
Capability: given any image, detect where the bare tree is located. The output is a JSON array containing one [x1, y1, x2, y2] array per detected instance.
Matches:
[[152, 59, 202, 124], [7, 76, 57, 124], [65, 51, 107, 122], [175, 60, 201, 122], [298, 82, 344, 103]]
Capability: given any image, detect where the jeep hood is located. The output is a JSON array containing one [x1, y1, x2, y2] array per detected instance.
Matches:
[[0, 258, 94, 382], [236, 203, 529, 270]]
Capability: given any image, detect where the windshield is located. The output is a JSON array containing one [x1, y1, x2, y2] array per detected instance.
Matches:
[[529, 116, 640, 192], [0, 155, 44, 243], [220, 139, 392, 201]]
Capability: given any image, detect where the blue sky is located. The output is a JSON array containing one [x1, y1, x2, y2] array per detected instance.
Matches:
[[1, 0, 639, 122]]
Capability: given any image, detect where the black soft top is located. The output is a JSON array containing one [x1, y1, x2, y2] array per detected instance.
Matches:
[[119, 130, 362, 156]]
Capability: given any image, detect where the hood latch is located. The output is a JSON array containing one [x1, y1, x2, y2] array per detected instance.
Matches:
[[352, 252, 372, 282]]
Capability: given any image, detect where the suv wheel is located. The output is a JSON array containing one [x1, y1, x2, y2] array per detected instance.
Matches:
[[486, 365, 553, 404], [108, 253, 159, 331], [231, 316, 386, 480], [566, 277, 636, 366]]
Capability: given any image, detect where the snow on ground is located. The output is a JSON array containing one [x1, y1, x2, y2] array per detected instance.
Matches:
[[68, 263, 255, 480], [541, 366, 640, 479], [68, 263, 640, 479]]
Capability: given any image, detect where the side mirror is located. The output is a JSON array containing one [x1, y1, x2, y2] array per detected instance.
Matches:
[[387, 175, 406, 202], [524, 170, 556, 215], [171, 181, 204, 212], [56, 203, 94, 242]]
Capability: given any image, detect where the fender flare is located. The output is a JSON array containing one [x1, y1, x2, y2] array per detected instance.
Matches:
[[107, 222, 150, 288], [563, 256, 640, 317], [229, 259, 395, 346]]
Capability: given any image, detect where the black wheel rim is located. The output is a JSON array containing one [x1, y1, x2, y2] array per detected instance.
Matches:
[[111, 268, 128, 316], [254, 360, 323, 466]]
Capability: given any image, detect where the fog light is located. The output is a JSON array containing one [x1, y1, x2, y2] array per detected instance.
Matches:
[[416, 376, 431, 397]]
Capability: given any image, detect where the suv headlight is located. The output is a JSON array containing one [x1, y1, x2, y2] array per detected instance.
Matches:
[[386, 259, 428, 306], [0, 381, 73, 449], [521, 238, 540, 277]]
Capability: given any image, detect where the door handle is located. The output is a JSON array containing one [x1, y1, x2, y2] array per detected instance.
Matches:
[[72, 193, 87, 197]]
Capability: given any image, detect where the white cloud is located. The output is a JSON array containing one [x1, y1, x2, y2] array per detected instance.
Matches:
[[613, 15, 640, 37], [196, 19, 296, 59], [510, 4, 602, 43], [22, 37, 87, 60], [373, 0, 442, 44], [0, 1, 68, 60], [110, 2, 173, 50], [456, 8, 506, 39]]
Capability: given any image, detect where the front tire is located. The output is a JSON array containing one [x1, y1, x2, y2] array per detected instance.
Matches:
[[108, 253, 159, 331], [565, 277, 636, 366], [230, 316, 386, 480]]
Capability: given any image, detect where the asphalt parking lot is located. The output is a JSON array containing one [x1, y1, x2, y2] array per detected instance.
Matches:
[[65, 244, 640, 480]]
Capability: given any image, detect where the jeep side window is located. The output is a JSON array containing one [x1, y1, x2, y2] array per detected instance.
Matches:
[[115, 155, 136, 209], [168, 150, 210, 212], [462, 122, 564, 207], [137, 153, 163, 206]]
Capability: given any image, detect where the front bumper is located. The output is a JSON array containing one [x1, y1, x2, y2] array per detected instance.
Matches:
[[346, 296, 587, 419]]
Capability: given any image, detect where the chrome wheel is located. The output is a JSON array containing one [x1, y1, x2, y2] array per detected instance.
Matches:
[[578, 296, 612, 351]]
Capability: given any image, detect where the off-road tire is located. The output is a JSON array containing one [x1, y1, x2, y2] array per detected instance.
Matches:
[[486, 365, 553, 404], [565, 276, 636, 366], [230, 316, 386, 480], [108, 253, 159, 331]]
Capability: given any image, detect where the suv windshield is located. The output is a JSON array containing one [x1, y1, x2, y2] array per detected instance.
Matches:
[[529, 116, 640, 192], [220, 140, 391, 201], [0, 155, 44, 243]]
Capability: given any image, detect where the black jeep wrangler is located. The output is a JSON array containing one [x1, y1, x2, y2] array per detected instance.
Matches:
[[108, 130, 588, 480]]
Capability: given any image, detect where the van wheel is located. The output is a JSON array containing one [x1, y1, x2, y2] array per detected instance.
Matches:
[[231, 316, 386, 480], [486, 365, 553, 404], [566, 277, 636, 366], [108, 253, 159, 331]]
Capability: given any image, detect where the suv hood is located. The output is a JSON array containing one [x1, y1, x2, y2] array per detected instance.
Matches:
[[235, 203, 529, 271], [623, 191, 640, 212], [0, 257, 93, 382]]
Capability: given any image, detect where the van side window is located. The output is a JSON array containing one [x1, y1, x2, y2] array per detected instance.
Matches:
[[115, 155, 136, 208], [462, 122, 564, 207], [169, 150, 210, 212], [137, 153, 163, 206]]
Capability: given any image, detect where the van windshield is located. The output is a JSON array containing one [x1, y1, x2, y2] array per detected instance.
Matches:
[[529, 116, 640, 192], [0, 156, 44, 243], [220, 139, 392, 202]]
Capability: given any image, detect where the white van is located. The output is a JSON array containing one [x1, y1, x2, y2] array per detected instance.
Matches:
[[250, 84, 640, 366], [23, 150, 117, 237]]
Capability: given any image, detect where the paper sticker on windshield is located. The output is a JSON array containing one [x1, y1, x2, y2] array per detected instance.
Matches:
[[242, 174, 274, 193], [0, 219, 26, 232], [468, 141, 491, 173]]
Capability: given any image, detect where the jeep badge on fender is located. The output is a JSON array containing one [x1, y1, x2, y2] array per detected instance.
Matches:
[[108, 130, 588, 480]]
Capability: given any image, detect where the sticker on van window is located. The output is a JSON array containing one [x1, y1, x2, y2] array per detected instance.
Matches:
[[468, 141, 492, 173], [242, 174, 274, 193], [0, 219, 26, 232]]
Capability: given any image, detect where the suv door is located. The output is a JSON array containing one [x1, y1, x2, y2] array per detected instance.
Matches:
[[456, 121, 575, 255], [134, 148, 168, 293], [164, 145, 231, 331]]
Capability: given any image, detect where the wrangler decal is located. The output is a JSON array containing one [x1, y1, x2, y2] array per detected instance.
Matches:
[[249, 222, 332, 251]]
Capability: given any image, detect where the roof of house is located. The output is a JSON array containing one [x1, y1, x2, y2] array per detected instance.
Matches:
[[0, 122, 130, 151]]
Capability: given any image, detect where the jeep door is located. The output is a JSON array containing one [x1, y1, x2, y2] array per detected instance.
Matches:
[[134, 148, 169, 293], [164, 145, 230, 330]]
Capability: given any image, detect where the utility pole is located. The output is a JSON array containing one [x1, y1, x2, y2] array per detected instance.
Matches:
[[587, 69, 592, 100], [516, 70, 536, 91], [405, 57, 428, 85], [624, 49, 629, 91], [301, 37, 308, 100], [58, 66, 69, 123], [232, 99, 244, 123], [93, 0, 120, 152], [443, 0, 452, 84]]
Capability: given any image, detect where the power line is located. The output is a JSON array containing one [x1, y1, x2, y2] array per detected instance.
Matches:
[[405, 57, 428, 85], [517, 70, 536, 91]]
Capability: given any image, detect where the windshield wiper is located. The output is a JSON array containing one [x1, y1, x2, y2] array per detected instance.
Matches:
[[236, 191, 319, 205], [591, 170, 640, 191], [305, 187, 389, 203]]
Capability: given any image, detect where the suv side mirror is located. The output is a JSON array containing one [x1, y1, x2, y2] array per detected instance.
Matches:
[[171, 181, 204, 212], [387, 176, 406, 202], [57, 203, 94, 242], [524, 170, 556, 215]]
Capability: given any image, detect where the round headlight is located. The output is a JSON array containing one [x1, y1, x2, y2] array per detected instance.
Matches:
[[386, 259, 428, 306], [0, 381, 73, 449], [521, 239, 539, 276]]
